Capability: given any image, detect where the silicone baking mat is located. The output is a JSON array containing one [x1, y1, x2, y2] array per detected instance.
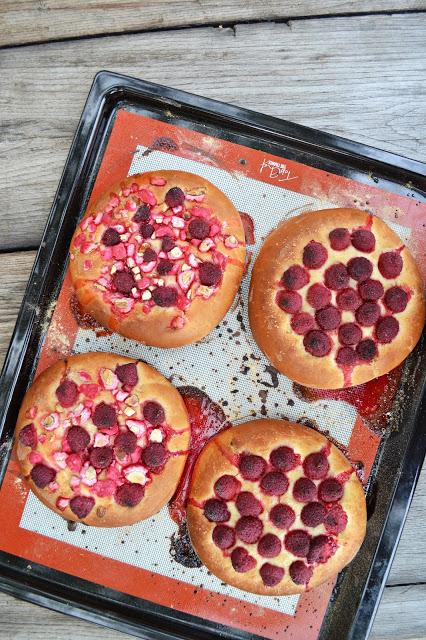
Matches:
[[0, 107, 425, 640]]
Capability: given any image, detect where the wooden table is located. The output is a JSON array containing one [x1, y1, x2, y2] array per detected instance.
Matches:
[[1, 2, 425, 638]]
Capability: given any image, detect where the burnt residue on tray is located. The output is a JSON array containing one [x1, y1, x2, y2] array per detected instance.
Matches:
[[70, 293, 101, 330], [142, 136, 179, 157], [169, 522, 202, 569]]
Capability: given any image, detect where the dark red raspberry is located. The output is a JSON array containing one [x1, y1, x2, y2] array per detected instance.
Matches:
[[285, 530, 311, 557], [67, 426, 90, 452], [188, 218, 210, 240], [90, 446, 113, 469], [329, 228, 351, 250], [356, 302, 380, 326], [133, 204, 150, 223], [257, 534, 281, 558], [336, 347, 357, 367], [307, 535, 336, 564], [293, 477, 317, 502], [384, 286, 409, 313], [306, 283, 332, 310], [303, 452, 329, 480], [303, 330, 332, 357], [239, 454, 267, 480], [303, 241, 328, 269], [214, 475, 241, 500], [324, 263, 349, 290], [277, 290, 302, 314], [140, 223, 154, 238], [270, 446, 299, 472], [290, 312, 315, 335], [69, 495, 95, 519], [199, 262, 222, 287], [318, 478, 343, 502], [114, 430, 137, 454], [260, 471, 289, 496], [376, 316, 399, 343], [231, 547, 256, 573], [152, 286, 178, 307], [338, 322, 362, 346], [115, 483, 145, 507], [56, 380, 78, 408], [203, 498, 230, 522], [356, 338, 378, 361], [336, 288, 362, 311], [30, 464, 56, 488], [235, 491, 263, 516], [324, 504, 348, 534], [358, 279, 384, 301], [161, 236, 175, 252], [351, 228, 375, 252], [289, 561, 313, 585], [101, 228, 121, 246], [115, 362, 138, 387], [315, 306, 341, 331], [19, 424, 37, 448], [212, 524, 235, 550], [301, 502, 327, 527], [92, 403, 117, 429], [165, 187, 185, 208], [259, 563, 285, 587], [269, 503, 295, 530], [143, 248, 157, 263], [281, 265, 309, 290], [143, 401, 165, 425], [157, 259, 174, 275], [235, 516, 263, 544], [112, 271, 135, 295], [347, 256, 373, 282], [142, 442, 167, 469], [378, 251, 403, 279]]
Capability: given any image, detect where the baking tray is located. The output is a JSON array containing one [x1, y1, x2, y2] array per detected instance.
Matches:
[[0, 70, 425, 640]]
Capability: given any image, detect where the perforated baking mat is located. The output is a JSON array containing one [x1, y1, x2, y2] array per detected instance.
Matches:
[[0, 73, 425, 640]]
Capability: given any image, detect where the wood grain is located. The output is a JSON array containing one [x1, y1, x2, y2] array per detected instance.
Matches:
[[1, 0, 425, 47], [1, 14, 426, 251]]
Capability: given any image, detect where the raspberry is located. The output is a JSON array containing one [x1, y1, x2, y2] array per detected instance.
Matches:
[[157, 259, 174, 275], [143, 248, 157, 263], [277, 290, 302, 314], [188, 218, 210, 239], [69, 496, 95, 519], [351, 229, 375, 252], [260, 471, 289, 496], [257, 534, 281, 558], [101, 228, 121, 246], [318, 478, 343, 502], [56, 380, 78, 408], [324, 504, 348, 534], [152, 286, 178, 307], [239, 454, 267, 480], [269, 503, 295, 530], [92, 403, 117, 429], [307, 535, 336, 564], [358, 279, 384, 301], [378, 251, 403, 279], [307, 283, 332, 310], [142, 442, 167, 469], [212, 524, 235, 550], [114, 430, 137, 454], [336, 288, 362, 311], [198, 262, 222, 287], [356, 302, 380, 327], [214, 475, 241, 500], [259, 563, 285, 587], [89, 446, 113, 469], [303, 452, 329, 480], [293, 477, 317, 502], [30, 464, 56, 488], [384, 286, 409, 313], [303, 241, 328, 269], [336, 347, 357, 366], [281, 265, 309, 290], [161, 236, 175, 252], [115, 483, 145, 507], [115, 363, 138, 387], [231, 547, 256, 573], [235, 516, 263, 544], [347, 256, 373, 282], [315, 306, 341, 331], [133, 204, 150, 223], [329, 228, 351, 250], [19, 424, 37, 448], [289, 561, 313, 585], [140, 223, 154, 238], [300, 502, 327, 527], [67, 426, 90, 452], [356, 338, 378, 361], [324, 264, 349, 290], [376, 316, 399, 343], [270, 446, 299, 471], [143, 401, 165, 425], [338, 323, 362, 346], [235, 491, 263, 516], [203, 497, 230, 523], [290, 312, 315, 335], [165, 187, 185, 208], [112, 271, 135, 295], [303, 330, 332, 357], [285, 530, 311, 557]]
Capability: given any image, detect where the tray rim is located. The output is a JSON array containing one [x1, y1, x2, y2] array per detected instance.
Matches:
[[0, 69, 425, 640]]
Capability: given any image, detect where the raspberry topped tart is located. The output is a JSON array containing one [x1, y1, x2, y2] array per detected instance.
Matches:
[[70, 170, 246, 347], [15, 353, 190, 526], [187, 419, 366, 595], [249, 208, 425, 388]]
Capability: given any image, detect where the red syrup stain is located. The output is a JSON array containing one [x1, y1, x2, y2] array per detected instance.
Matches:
[[239, 212, 255, 245], [293, 364, 402, 436], [168, 386, 231, 568]]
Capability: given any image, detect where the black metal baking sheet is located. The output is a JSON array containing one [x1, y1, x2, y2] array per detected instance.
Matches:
[[0, 70, 425, 640]]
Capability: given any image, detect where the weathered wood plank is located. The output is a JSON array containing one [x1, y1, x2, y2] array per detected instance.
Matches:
[[1, 0, 425, 47], [1, 14, 425, 251], [0, 584, 425, 640]]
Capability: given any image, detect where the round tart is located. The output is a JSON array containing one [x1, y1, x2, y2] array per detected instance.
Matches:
[[249, 208, 425, 388], [15, 353, 190, 526], [70, 170, 246, 347], [187, 419, 366, 595]]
